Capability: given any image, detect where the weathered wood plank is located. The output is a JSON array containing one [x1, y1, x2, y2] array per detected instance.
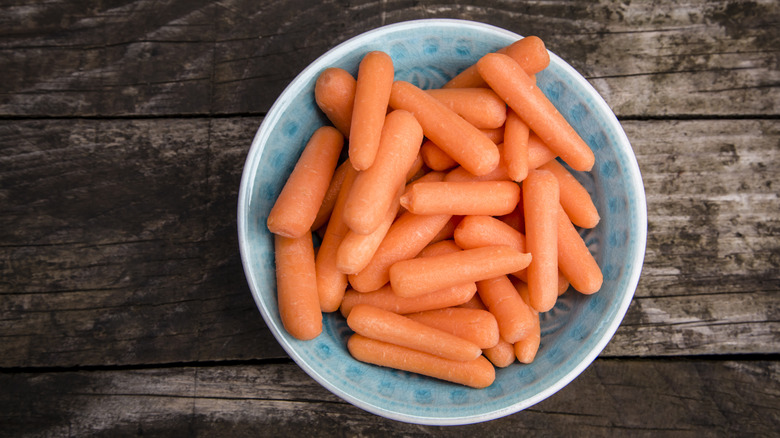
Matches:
[[1, 0, 777, 117], [1, 118, 777, 368], [0, 359, 777, 436]]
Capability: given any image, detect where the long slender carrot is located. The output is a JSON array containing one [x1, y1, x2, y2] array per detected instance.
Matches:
[[538, 159, 600, 229], [389, 245, 532, 298], [347, 304, 482, 361], [400, 181, 520, 216], [503, 108, 530, 182], [311, 159, 350, 231], [275, 232, 321, 340], [458, 295, 516, 367], [339, 282, 476, 318], [523, 169, 560, 312], [315, 164, 359, 312], [426, 88, 507, 129], [348, 211, 451, 292], [349, 51, 395, 170], [389, 80, 500, 176], [420, 139, 458, 171], [347, 334, 496, 388], [343, 109, 423, 235], [557, 203, 603, 294], [267, 126, 344, 238], [314, 67, 356, 137], [475, 275, 538, 344], [405, 307, 500, 350], [477, 53, 595, 172]]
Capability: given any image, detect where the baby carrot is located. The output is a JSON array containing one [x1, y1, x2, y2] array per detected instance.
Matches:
[[349, 51, 395, 170], [426, 88, 507, 129], [429, 215, 462, 244], [314, 67, 356, 137], [444, 161, 509, 183], [405, 307, 500, 350], [477, 53, 595, 172], [459, 295, 516, 367], [343, 109, 423, 235], [400, 181, 520, 216], [389, 245, 532, 298], [389, 80, 500, 176], [315, 164, 359, 312], [523, 169, 560, 312], [503, 108, 530, 182], [498, 192, 525, 233], [476, 275, 538, 344], [538, 159, 600, 229], [454, 214, 527, 253], [267, 126, 344, 238], [275, 232, 322, 340], [347, 304, 482, 361], [420, 139, 458, 171], [406, 153, 426, 182], [311, 159, 350, 231], [557, 204, 603, 294], [511, 280, 542, 364], [348, 211, 451, 292], [527, 132, 557, 169], [339, 282, 477, 318], [348, 334, 496, 388], [481, 126, 505, 144]]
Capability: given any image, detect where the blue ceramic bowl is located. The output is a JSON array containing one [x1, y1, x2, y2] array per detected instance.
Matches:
[[238, 19, 647, 425]]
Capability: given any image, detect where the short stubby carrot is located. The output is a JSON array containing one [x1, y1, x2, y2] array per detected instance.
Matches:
[[528, 132, 558, 170], [389, 245, 532, 298], [267, 126, 344, 238], [429, 215, 463, 244], [476, 275, 538, 344], [400, 181, 520, 216], [389, 80, 500, 176], [405, 307, 500, 350], [311, 159, 351, 231], [347, 334, 496, 388], [557, 204, 603, 294], [538, 159, 600, 229], [503, 108, 530, 182], [275, 232, 322, 341], [343, 109, 423, 235], [349, 51, 395, 170], [406, 153, 426, 182], [523, 169, 560, 312], [347, 304, 482, 361], [315, 164, 359, 312], [510, 284, 541, 364], [348, 211, 451, 292], [477, 53, 595, 172], [498, 192, 525, 234], [481, 127, 505, 144], [339, 282, 476, 318], [420, 139, 458, 171], [458, 295, 516, 367], [314, 67, 356, 137], [426, 88, 507, 129], [454, 214, 527, 254]]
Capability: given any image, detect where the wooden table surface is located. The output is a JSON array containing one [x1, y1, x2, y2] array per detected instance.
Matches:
[[1, 0, 778, 435]]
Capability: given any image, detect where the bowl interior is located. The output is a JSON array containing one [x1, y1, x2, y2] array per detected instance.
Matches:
[[238, 19, 647, 425]]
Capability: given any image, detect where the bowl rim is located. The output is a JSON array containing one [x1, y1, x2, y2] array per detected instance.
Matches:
[[238, 18, 647, 425]]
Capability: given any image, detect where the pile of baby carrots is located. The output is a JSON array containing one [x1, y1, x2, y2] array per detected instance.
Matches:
[[266, 36, 603, 389]]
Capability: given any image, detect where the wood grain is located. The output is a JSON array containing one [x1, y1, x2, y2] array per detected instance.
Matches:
[[1, 117, 777, 367], [1, 0, 777, 117], [1, 359, 777, 436]]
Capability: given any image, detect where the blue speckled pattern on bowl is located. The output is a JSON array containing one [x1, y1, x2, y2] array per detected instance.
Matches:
[[238, 19, 647, 425]]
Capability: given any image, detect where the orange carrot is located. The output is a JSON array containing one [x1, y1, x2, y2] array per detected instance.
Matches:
[[347, 334, 495, 388], [406, 153, 426, 182], [389, 245, 532, 298], [315, 164, 359, 312], [311, 159, 350, 231], [348, 211, 451, 292], [481, 126, 505, 144], [477, 53, 595, 172], [405, 307, 500, 350], [400, 170, 446, 216], [343, 109, 423, 235], [339, 282, 476, 318], [336, 184, 403, 275], [389, 80, 500, 176], [503, 108, 530, 182], [429, 215, 462, 244], [314, 67, 356, 137], [511, 280, 542, 364], [349, 51, 395, 170], [443, 160, 509, 183], [274, 232, 322, 340], [528, 132, 557, 169], [498, 191, 525, 234], [556, 204, 603, 294], [267, 126, 344, 238], [476, 275, 538, 344], [523, 169, 560, 312], [400, 181, 520, 216], [420, 139, 458, 171], [426, 88, 507, 129], [538, 159, 600, 229], [347, 304, 482, 361], [459, 295, 516, 367]]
